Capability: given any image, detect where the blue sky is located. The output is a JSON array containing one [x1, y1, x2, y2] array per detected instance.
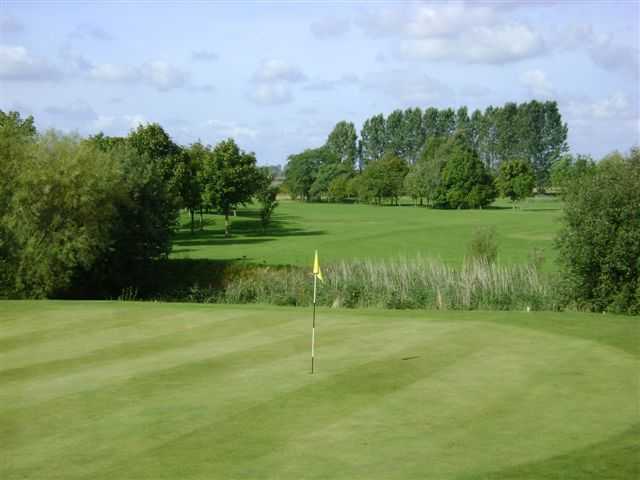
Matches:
[[1, 0, 638, 164]]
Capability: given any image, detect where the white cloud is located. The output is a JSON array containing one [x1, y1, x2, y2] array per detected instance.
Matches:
[[249, 83, 293, 106], [205, 119, 258, 139], [44, 101, 97, 123], [399, 23, 546, 64], [361, 69, 452, 105], [405, 4, 497, 38], [521, 69, 554, 98], [59, 46, 93, 72], [88, 60, 189, 91], [0, 45, 61, 81], [93, 115, 117, 131], [89, 63, 139, 82], [565, 92, 634, 121], [144, 61, 189, 91], [124, 114, 148, 129], [562, 25, 639, 78], [359, 4, 545, 65], [252, 59, 307, 83], [92, 114, 148, 133], [310, 16, 350, 38], [303, 73, 359, 92], [249, 60, 306, 106]]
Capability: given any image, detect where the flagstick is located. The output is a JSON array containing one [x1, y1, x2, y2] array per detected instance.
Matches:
[[311, 272, 317, 374]]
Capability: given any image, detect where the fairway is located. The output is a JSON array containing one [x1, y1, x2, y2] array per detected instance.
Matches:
[[172, 196, 562, 268], [1, 301, 637, 479]]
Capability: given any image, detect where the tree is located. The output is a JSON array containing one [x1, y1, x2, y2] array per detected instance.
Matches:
[[203, 138, 259, 237], [0, 111, 36, 216], [556, 149, 640, 313], [284, 147, 337, 201], [255, 168, 279, 232], [436, 108, 456, 137], [3, 133, 122, 297], [327, 175, 350, 202], [422, 107, 440, 143], [309, 161, 352, 200], [401, 107, 424, 164], [359, 114, 386, 167], [433, 134, 497, 209], [550, 154, 595, 193], [126, 123, 186, 199], [359, 152, 408, 205], [326, 121, 357, 167], [495, 159, 536, 207], [177, 144, 205, 233], [0, 111, 37, 295], [385, 109, 405, 158], [455, 106, 471, 143]]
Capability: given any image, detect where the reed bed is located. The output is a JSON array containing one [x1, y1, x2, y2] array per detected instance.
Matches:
[[182, 256, 558, 311]]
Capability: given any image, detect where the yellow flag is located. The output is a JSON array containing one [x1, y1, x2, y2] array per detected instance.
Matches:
[[313, 250, 323, 282]]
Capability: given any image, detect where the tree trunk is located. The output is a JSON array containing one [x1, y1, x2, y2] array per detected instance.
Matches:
[[199, 207, 204, 231], [224, 211, 230, 237]]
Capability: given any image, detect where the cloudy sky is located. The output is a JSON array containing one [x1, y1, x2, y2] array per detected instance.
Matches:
[[1, 0, 638, 164]]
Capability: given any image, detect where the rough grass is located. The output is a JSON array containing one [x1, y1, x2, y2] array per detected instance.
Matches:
[[2, 301, 637, 479], [172, 196, 562, 269], [217, 257, 557, 310]]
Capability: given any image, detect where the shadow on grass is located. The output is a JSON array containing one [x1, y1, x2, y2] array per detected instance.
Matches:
[[174, 212, 326, 248]]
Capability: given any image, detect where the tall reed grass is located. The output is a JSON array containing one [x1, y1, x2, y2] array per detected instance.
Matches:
[[182, 256, 558, 311]]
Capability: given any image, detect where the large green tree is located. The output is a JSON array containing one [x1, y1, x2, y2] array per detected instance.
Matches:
[[326, 121, 357, 167], [495, 159, 536, 207], [359, 114, 386, 167], [285, 147, 336, 201], [203, 138, 260, 236], [556, 149, 640, 313], [3, 133, 122, 297], [359, 152, 408, 205], [0, 111, 38, 295], [433, 134, 496, 209], [255, 168, 279, 232]]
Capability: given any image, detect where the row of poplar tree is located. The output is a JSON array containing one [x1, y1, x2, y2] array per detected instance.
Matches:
[[0, 111, 277, 298], [284, 100, 568, 206]]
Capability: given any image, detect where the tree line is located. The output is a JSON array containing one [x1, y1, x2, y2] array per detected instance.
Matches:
[[285, 100, 568, 207], [0, 110, 276, 298]]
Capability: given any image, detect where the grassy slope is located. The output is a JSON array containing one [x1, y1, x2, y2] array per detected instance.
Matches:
[[1, 301, 637, 479], [171, 196, 562, 268]]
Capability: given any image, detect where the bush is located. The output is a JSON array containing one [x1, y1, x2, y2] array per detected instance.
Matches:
[[556, 148, 640, 314], [467, 227, 498, 264]]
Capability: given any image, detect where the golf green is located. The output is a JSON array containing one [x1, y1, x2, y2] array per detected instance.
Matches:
[[1, 301, 637, 479]]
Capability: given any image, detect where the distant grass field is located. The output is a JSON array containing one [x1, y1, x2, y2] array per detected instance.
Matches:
[[2, 301, 637, 479], [171, 196, 562, 269]]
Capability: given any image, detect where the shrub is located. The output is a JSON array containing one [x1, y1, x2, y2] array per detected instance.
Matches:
[[556, 148, 640, 314], [467, 227, 498, 264]]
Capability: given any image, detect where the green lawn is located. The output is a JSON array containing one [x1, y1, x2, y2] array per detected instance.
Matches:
[[172, 197, 561, 269], [2, 301, 637, 479], [171, 196, 563, 269]]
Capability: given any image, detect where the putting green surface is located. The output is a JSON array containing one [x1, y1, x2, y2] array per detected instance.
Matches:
[[1, 301, 638, 479]]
